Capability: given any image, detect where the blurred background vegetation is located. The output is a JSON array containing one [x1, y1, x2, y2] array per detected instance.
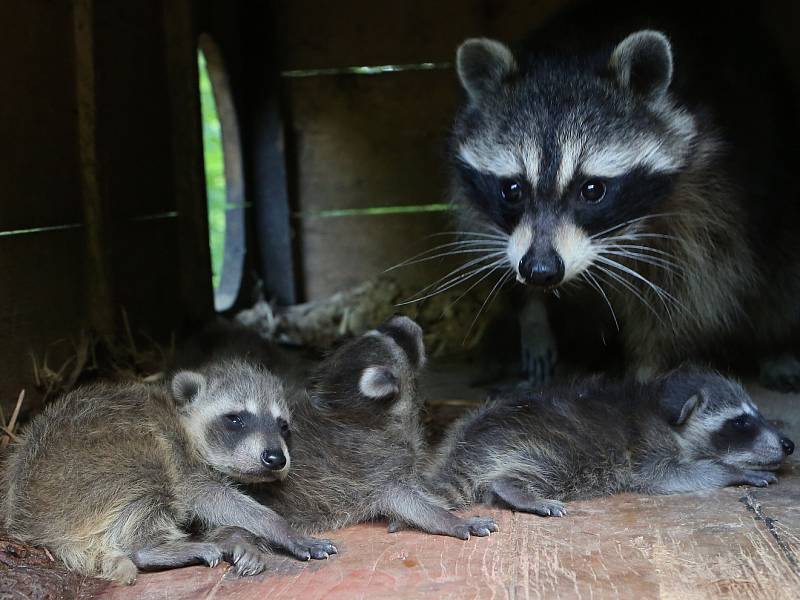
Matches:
[[198, 49, 226, 291]]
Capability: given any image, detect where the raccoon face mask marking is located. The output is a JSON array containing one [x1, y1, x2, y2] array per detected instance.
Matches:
[[452, 30, 695, 289]]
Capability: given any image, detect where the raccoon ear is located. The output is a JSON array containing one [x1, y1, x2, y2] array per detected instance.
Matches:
[[456, 38, 516, 103], [664, 390, 707, 426], [171, 371, 206, 405], [358, 366, 399, 400], [610, 30, 673, 100]]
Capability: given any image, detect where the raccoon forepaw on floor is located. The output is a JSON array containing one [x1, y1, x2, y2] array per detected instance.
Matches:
[[732, 469, 778, 488], [759, 355, 800, 392], [104, 555, 138, 586], [464, 516, 500, 536], [231, 546, 268, 577], [520, 499, 568, 518], [226, 542, 269, 576], [292, 537, 338, 560], [196, 543, 224, 568]]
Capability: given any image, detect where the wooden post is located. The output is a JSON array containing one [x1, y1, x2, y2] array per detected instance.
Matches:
[[73, 0, 115, 336], [161, 0, 215, 321]]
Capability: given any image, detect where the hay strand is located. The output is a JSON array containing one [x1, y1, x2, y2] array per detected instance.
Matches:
[[1, 389, 25, 448]]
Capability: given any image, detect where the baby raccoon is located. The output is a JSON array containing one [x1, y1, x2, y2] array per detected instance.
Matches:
[[1, 359, 336, 585], [427, 370, 794, 516], [253, 316, 498, 540]]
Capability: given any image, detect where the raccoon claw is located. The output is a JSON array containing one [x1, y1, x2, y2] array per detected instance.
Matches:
[[450, 525, 472, 540], [303, 537, 338, 560], [200, 544, 224, 568], [522, 346, 557, 385], [282, 536, 337, 561], [229, 545, 268, 577], [528, 499, 568, 517], [736, 470, 778, 487], [465, 516, 499, 537]]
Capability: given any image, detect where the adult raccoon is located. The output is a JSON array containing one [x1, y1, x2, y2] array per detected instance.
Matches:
[[447, 1, 800, 389]]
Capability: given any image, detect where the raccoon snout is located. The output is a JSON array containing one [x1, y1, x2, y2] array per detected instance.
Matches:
[[260, 449, 287, 470], [781, 437, 795, 456], [518, 250, 564, 287]]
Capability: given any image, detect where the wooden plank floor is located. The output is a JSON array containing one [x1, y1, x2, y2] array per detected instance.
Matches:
[[95, 383, 800, 600]]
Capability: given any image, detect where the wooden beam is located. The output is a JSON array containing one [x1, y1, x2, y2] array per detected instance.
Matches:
[[161, 0, 215, 321], [73, 0, 115, 336]]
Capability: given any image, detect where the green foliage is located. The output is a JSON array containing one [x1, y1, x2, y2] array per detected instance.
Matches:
[[198, 50, 226, 290]]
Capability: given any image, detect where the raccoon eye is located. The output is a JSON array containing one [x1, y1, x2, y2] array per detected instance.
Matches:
[[277, 418, 290, 438], [224, 414, 244, 427], [580, 179, 606, 203], [731, 415, 754, 431], [500, 178, 523, 203]]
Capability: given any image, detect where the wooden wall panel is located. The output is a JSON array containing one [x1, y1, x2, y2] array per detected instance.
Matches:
[[92, 1, 177, 220], [0, 230, 87, 415], [111, 218, 185, 336], [287, 70, 459, 213], [272, 0, 570, 71], [298, 211, 457, 301], [0, 1, 83, 231]]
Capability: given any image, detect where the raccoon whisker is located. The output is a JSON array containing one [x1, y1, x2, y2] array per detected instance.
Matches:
[[600, 249, 683, 275], [581, 270, 620, 331], [602, 232, 681, 243], [427, 231, 508, 241], [463, 269, 514, 344], [551, 288, 561, 299], [595, 256, 684, 318], [386, 240, 507, 272], [398, 260, 508, 305], [443, 262, 510, 312], [605, 243, 681, 261], [604, 241, 697, 274], [404, 252, 508, 300], [590, 212, 684, 240], [591, 264, 665, 325], [386, 248, 506, 272]]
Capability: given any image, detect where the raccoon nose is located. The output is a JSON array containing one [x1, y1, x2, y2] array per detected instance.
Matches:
[[518, 251, 565, 287], [781, 437, 795, 455], [261, 449, 287, 470]]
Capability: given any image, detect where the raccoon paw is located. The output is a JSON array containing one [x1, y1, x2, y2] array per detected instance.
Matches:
[[386, 520, 406, 533], [526, 499, 568, 517], [230, 545, 268, 577], [105, 556, 138, 586], [285, 537, 338, 561], [521, 342, 557, 385], [759, 355, 800, 392], [464, 516, 499, 537], [733, 470, 778, 488], [197, 543, 224, 568], [519, 294, 557, 384]]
